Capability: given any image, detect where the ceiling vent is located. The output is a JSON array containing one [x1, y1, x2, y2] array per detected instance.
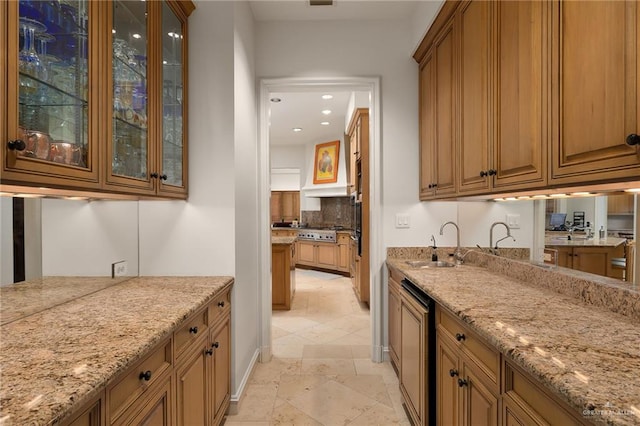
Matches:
[[309, 0, 334, 6]]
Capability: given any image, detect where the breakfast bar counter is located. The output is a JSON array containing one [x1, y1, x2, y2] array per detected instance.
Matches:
[[0, 276, 233, 425]]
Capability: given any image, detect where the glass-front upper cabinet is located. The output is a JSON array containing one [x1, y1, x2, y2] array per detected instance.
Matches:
[[2, 1, 193, 198], [2, 0, 100, 189], [104, 0, 190, 197]]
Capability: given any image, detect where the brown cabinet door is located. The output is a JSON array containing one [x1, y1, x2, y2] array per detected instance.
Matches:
[[270, 192, 283, 223], [433, 18, 458, 198], [457, 0, 491, 195], [400, 294, 427, 425], [297, 241, 316, 265], [608, 194, 635, 215], [388, 278, 402, 370], [552, 246, 573, 269], [316, 243, 336, 269], [175, 342, 208, 426], [462, 363, 498, 426], [419, 51, 436, 200], [123, 376, 172, 426], [337, 243, 349, 271], [572, 247, 610, 277], [551, 1, 640, 184], [493, 0, 548, 191], [211, 319, 231, 425], [436, 335, 460, 426]]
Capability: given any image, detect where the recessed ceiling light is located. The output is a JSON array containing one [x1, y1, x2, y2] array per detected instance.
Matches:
[[550, 193, 567, 197], [532, 195, 548, 199], [571, 192, 591, 196], [624, 188, 640, 193], [494, 198, 505, 202], [320, 121, 330, 126], [292, 128, 303, 132], [505, 197, 517, 201], [132, 33, 142, 39], [270, 97, 281, 103], [517, 196, 530, 200], [321, 109, 332, 115], [322, 94, 333, 100]]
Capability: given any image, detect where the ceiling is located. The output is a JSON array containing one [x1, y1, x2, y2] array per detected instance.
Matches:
[[250, 0, 425, 147]]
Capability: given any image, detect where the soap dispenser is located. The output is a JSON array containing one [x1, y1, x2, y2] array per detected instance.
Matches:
[[599, 226, 605, 239]]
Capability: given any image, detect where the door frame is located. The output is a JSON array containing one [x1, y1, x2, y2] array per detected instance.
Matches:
[[257, 76, 384, 362]]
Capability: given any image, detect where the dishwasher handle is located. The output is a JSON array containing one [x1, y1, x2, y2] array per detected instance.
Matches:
[[401, 278, 433, 311]]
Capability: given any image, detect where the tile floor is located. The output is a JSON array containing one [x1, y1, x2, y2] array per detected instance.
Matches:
[[224, 269, 410, 426]]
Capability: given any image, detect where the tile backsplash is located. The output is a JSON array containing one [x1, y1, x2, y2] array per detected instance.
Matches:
[[301, 197, 353, 229]]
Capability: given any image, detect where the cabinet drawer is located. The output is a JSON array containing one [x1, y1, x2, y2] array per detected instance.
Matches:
[[337, 233, 350, 243], [107, 338, 172, 424], [209, 287, 231, 327], [436, 307, 500, 386], [175, 306, 209, 359], [503, 360, 583, 425]]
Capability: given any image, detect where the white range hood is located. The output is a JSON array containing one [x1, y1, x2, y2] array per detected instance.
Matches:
[[301, 136, 349, 198]]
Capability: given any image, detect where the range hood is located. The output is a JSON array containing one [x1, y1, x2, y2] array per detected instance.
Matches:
[[301, 137, 349, 198]]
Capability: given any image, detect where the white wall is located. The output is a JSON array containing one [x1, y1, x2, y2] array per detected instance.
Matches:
[[41, 199, 139, 276], [408, 1, 445, 54], [270, 144, 306, 191]]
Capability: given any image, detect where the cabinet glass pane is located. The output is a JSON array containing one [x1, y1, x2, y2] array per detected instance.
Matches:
[[17, 0, 89, 168], [161, 2, 183, 187], [112, 1, 148, 179]]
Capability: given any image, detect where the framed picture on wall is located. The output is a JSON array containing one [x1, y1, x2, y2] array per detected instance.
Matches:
[[313, 140, 340, 184]]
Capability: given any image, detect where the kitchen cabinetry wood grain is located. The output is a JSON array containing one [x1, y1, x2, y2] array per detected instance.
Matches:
[[270, 191, 300, 223], [608, 194, 635, 215], [550, 0, 640, 185], [546, 244, 625, 278], [388, 271, 402, 374], [1, 0, 194, 198], [57, 393, 104, 426], [272, 240, 295, 310]]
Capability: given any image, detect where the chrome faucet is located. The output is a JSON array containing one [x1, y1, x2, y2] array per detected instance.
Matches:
[[440, 221, 463, 263], [489, 221, 515, 254]]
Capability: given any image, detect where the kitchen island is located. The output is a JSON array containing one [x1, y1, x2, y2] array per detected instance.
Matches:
[[387, 249, 640, 425], [0, 276, 233, 425]]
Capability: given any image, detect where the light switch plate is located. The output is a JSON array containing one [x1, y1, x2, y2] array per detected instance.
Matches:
[[506, 214, 520, 229], [395, 214, 410, 228]]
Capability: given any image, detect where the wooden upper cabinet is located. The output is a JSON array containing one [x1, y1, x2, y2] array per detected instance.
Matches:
[[270, 190, 299, 223], [493, 0, 548, 191], [551, 0, 640, 184], [433, 17, 457, 198], [457, 0, 491, 195], [1, 0, 193, 198], [419, 50, 436, 200]]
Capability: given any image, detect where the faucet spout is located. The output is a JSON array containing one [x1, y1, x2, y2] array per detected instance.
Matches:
[[490, 221, 513, 252], [440, 221, 462, 263]]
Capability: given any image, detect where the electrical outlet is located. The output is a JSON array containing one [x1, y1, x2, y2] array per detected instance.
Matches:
[[112, 261, 128, 278], [395, 214, 410, 228]]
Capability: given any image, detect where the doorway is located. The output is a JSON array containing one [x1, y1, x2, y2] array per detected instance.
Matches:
[[258, 77, 383, 363]]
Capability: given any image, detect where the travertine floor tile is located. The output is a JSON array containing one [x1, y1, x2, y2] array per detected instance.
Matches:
[[229, 269, 409, 425]]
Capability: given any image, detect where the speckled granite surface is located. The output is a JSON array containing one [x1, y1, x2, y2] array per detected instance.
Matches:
[[545, 235, 627, 247], [0, 276, 233, 425], [271, 236, 297, 245], [387, 250, 640, 426]]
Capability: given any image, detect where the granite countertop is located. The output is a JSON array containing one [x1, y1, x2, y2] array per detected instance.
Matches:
[[272, 236, 297, 245], [0, 276, 233, 425], [545, 235, 627, 247], [387, 255, 640, 426]]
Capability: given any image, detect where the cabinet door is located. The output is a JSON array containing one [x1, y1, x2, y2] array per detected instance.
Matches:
[[270, 191, 282, 223], [400, 294, 427, 425], [550, 246, 573, 268], [457, 0, 491, 195], [461, 363, 498, 426], [297, 241, 316, 265], [158, 1, 188, 197], [3, 0, 99, 188], [433, 17, 457, 198], [419, 50, 436, 200], [59, 395, 103, 426], [175, 342, 208, 426], [572, 246, 622, 277], [551, 1, 640, 184], [436, 335, 460, 426], [388, 278, 402, 371], [210, 319, 231, 425], [316, 243, 336, 269], [281, 191, 299, 222], [123, 376, 172, 426], [493, 0, 548, 190], [105, 0, 155, 193], [608, 194, 635, 215]]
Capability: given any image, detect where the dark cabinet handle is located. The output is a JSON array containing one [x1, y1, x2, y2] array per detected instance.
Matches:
[[205, 348, 213, 356], [488, 169, 497, 176], [458, 378, 468, 387], [449, 369, 459, 377], [189, 326, 198, 334], [480, 170, 488, 177], [160, 174, 168, 181], [218, 301, 225, 308], [7, 140, 26, 151], [150, 172, 159, 179], [455, 333, 466, 342], [626, 134, 640, 146], [211, 342, 219, 349], [139, 370, 152, 381]]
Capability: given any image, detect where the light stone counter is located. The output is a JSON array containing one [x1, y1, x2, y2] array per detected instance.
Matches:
[[271, 236, 297, 245], [387, 250, 640, 426], [0, 276, 233, 425], [545, 235, 627, 247]]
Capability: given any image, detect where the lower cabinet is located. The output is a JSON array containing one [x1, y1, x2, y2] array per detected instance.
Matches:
[[60, 284, 232, 426], [271, 242, 296, 310], [296, 241, 337, 270], [546, 244, 625, 278], [388, 273, 402, 374]]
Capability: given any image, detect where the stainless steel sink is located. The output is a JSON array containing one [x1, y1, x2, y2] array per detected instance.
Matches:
[[405, 260, 456, 268]]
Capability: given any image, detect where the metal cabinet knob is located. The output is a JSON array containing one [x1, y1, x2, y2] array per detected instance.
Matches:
[[139, 370, 152, 381], [189, 326, 198, 334], [626, 133, 639, 146], [458, 378, 468, 387], [7, 140, 26, 151], [449, 369, 459, 377], [455, 333, 466, 342]]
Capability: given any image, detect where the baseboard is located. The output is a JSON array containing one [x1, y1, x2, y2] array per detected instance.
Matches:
[[382, 346, 390, 362], [228, 348, 260, 415]]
